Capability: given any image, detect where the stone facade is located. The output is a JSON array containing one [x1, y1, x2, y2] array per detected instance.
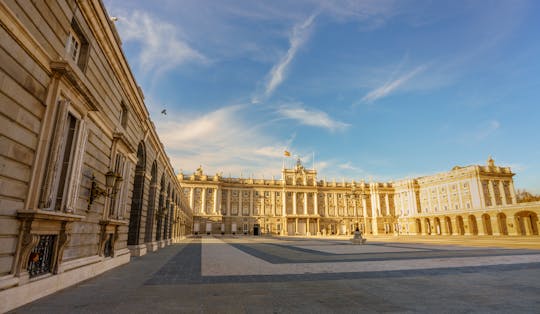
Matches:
[[0, 0, 191, 311], [180, 158, 539, 238]]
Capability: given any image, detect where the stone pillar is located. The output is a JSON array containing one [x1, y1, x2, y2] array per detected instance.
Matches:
[[457, 181, 463, 209], [317, 218, 320, 236], [450, 217, 459, 235], [506, 216, 519, 235], [523, 216, 533, 236], [324, 193, 329, 216], [499, 181, 507, 205], [426, 189, 431, 213], [440, 218, 448, 235], [303, 192, 308, 215], [249, 191, 254, 216], [293, 192, 297, 215], [385, 194, 390, 216], [282, 191, 287, 235], [488, 180, 497, 206], [271, 191, 276, 215], [314, 192, 318, 216], [333, 193, 338, 217], [190, 188, 194, 209], [307, 218, 310, 236], [476, 214, 486, 236], [239, 190, 243, 215], [509, 181, 517, 204], [490, 215, 501, 236], [213, 188, 218, 214], [201, 188, 206, 215], [295, 217, 298, 235], [226, 189, 231, 216]]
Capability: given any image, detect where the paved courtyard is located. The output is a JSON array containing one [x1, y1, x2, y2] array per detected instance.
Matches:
[[12, 236, 540, 313]]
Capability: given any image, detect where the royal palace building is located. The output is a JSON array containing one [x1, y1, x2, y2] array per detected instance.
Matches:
[[0, 0, 191, 310], [180, 157, 539, 238]]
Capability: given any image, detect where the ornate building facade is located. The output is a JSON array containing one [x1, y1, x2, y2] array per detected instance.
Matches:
[[0, 0, 191, 311], [179, 157, 539, 238]]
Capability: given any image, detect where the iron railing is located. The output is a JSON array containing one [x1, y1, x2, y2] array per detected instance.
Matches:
[[27, 235, 56, 278]]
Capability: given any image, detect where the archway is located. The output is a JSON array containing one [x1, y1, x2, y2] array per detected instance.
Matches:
[[515, 211, 539, 235], [444, 216, 453, 235], [425, 218, 432, 235], [128, 142, 146, 245], [434, 217, 441, 235], [144, 162, 158, 243], [497, 213, 508, 235], [468, 215, 478, 235], [456, 216, 465, 235], [481, 214, 493, 235]]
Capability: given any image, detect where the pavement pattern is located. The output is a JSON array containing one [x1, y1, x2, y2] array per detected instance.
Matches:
[[12, 236, 540, 313]]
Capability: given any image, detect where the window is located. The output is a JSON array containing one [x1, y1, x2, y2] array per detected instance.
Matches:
[[53, 113, 78, 211], [119, 102, 128, 129], [66, 19, 89, 70], [66, 31, 81, 62], [38, 99, 87, 213]]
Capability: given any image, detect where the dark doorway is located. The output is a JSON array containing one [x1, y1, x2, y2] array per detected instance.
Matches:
[[253, 224, 260, 236]]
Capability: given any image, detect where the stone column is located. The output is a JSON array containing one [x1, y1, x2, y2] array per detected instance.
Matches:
[[333, 193, 338, 217], [293, 192, 297, 215], [213, 188, 218, 214], [509, 181, 517, 204], [249, 191, 254, 216], [498, 181, 507, 205], [426, 189, 431, 213], [226, 189, 231, 216], [488, 180, 497, 206], [314, 192, 318, 216], [490, 215, 501, 236], [271, 191, 276, 216], [295, 217, 298, 235], [324, 193, 329, 217], [303, 192, 308, 215], [450, 217, 459, 235], [239, 190, 243, 215], [317, 218, 320, 235], [506, 216, 519, 235], [307, 218, 310, 236], [457, 181, 464, 209], [440, 218, 448, 235], [189, 188, 194, 209], [201, 188, 206, 215], [385, 194, 390, 216], [282, 191, 286, 216]]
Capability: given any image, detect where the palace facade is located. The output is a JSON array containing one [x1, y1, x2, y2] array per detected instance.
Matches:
[[179, 157, 539, 237], [0, 0, 191, 310]]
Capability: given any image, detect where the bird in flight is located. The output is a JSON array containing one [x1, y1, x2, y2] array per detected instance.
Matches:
[[161, 109, 167, 115]]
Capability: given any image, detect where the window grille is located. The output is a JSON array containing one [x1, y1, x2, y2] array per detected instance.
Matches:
[[27, 235, 56, 278]]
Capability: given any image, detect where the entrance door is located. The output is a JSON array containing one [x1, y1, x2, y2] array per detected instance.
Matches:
[[253, 224, 260, 236]]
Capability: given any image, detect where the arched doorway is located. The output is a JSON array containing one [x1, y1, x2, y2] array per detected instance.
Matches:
[[482, 214, 493, 235], [144, 162, 158, 243], [456, 216, 465, 235], [497, 213, 508, 235], [425, 218, 432, 235], [515, 211, 539, 235], [128, 143, 146, 246], [434, 217, 441, 235], [415, 219, 422, 235], [444, 216, 453, 235], [468, 215, 478, 235]]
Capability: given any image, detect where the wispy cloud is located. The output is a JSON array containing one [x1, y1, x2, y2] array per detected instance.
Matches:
[[361, 65, 427, 103], [253, 14, 317, 103], [116, 10, 206, 75], [156, 105, 292, 177], [473, 120, 500, 141], [277, 103, 349, 132]]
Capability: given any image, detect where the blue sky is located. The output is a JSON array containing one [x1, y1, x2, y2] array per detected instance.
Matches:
[[105, 0, 540, 192]]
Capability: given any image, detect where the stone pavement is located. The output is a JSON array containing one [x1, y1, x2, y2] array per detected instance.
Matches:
[[11, 236, 540, 313]]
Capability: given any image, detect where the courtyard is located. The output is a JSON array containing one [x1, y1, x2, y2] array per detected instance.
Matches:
[[12, 236, 540, 313]]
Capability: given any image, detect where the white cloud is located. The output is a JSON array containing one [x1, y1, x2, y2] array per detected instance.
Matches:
[[116, 10, 206, 74], [156, 105, 292, 177], [277, 103, 349, 132], [361, 65, 426, 103], [253, 14, 317, 103]]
